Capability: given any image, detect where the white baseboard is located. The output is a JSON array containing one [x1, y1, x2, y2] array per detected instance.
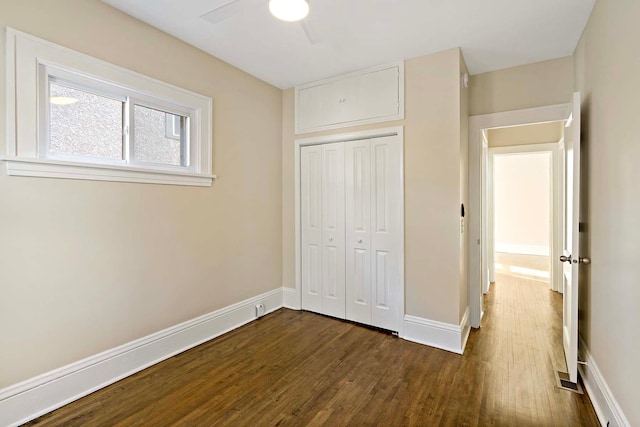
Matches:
[[578, 336, 630, 427], [0, 288, 284, 427], [402, 307, 471, 355], [282, 287, 300, 310], [459, 308, 471, 352], [1, 292, 479, 426], [495, 244, 550, 256]]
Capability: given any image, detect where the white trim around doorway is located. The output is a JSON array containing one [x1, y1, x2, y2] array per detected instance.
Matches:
[[468, 104, 568, 329]]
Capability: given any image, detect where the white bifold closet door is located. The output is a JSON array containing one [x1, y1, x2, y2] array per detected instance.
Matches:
[[301, 142, 346, 319], [344, 136, 402, 331], [301, 135, 402, 332]]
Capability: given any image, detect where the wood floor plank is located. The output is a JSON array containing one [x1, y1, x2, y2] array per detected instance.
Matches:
[[25, 254, 599, 426]]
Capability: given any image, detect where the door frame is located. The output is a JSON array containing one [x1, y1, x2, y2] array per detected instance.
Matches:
[[293, 126, 405, 333], [468, 105, 568, 328], [488, 143, 563, 294]]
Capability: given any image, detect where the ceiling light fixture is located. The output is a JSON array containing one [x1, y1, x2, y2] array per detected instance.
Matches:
[[50, 96, 78, 105], [269, 0, 309, 22]]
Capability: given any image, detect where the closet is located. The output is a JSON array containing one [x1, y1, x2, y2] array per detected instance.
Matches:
[[300, 134, 403, 332]]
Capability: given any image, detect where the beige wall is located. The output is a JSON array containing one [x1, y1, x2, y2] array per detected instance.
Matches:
[[459, 53, 469, 317], [282, 48, 466, 325], [0, 0, 283, 388], [282, 90, 296, 292], [573, 0, 640, 423], [487, 121, 564, 148], [469, 57, 574, 116], [493, 153, 551, 254]]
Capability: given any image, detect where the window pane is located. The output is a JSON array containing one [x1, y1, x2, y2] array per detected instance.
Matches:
[[134, 105, 185, 166], [49, 83, 123, 160]]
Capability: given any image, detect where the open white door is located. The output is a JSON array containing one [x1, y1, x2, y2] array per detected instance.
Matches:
[[561, 91, 587, 385]]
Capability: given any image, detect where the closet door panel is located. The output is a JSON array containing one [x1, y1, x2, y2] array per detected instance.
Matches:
[[370, 136, 403, 331], [321, 143, 346, 318], [345, 140, 372, 325], [301, 145, 323, 313]]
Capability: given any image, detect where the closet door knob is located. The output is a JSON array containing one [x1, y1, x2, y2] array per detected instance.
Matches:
[[329, 236, 334, 242], [357, 239, 363, 244]]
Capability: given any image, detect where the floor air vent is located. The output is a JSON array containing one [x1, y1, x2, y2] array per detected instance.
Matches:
[[555, 371, 584, 394]]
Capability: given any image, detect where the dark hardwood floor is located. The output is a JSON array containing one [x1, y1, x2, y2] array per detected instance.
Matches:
[[26, 261, 598, 426]]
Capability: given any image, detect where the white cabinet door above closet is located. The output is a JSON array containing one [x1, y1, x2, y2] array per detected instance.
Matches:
[[296, 63, 404, 134]]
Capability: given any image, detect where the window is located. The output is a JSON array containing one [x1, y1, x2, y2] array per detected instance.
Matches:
[[165, 113, 183, 140], [133, 105, 187, 166], [48, 79, 125, 161], [43, 70, 191, 168], [4, 28, 214, 186]]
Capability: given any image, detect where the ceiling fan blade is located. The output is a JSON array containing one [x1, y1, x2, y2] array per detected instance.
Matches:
[[200, 0, 245, 24], [300, 21, 322, 45]]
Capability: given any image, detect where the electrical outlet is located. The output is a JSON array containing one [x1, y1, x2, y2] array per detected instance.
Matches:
[[255, 303, 265, 318]]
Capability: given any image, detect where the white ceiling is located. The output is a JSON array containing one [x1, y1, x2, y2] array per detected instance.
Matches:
[[102, 0, 595, 89]]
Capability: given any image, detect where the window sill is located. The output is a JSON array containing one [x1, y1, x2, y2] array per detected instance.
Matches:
[[1, 156, 216, 187]]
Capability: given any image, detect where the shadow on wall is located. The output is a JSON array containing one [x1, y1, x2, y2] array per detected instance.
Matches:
[[578, 94, 591, 347]]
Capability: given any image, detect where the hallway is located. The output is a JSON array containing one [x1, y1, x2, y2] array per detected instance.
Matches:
[[465, 252, 595, 424]]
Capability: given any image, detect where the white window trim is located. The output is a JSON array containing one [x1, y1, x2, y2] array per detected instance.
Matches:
[[3, 27, 215, 187]]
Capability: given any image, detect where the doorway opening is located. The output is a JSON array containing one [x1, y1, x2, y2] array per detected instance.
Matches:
[[486, 121, 565, 296], [469, 94, 584, 387], [468, 103, 570, 329]]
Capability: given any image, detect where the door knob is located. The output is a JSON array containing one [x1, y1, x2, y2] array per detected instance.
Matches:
[[329, 236, 334, 242], [357, 239, 363, 244], [579, 257, 591, 264], [560, 255, 572, 263]]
